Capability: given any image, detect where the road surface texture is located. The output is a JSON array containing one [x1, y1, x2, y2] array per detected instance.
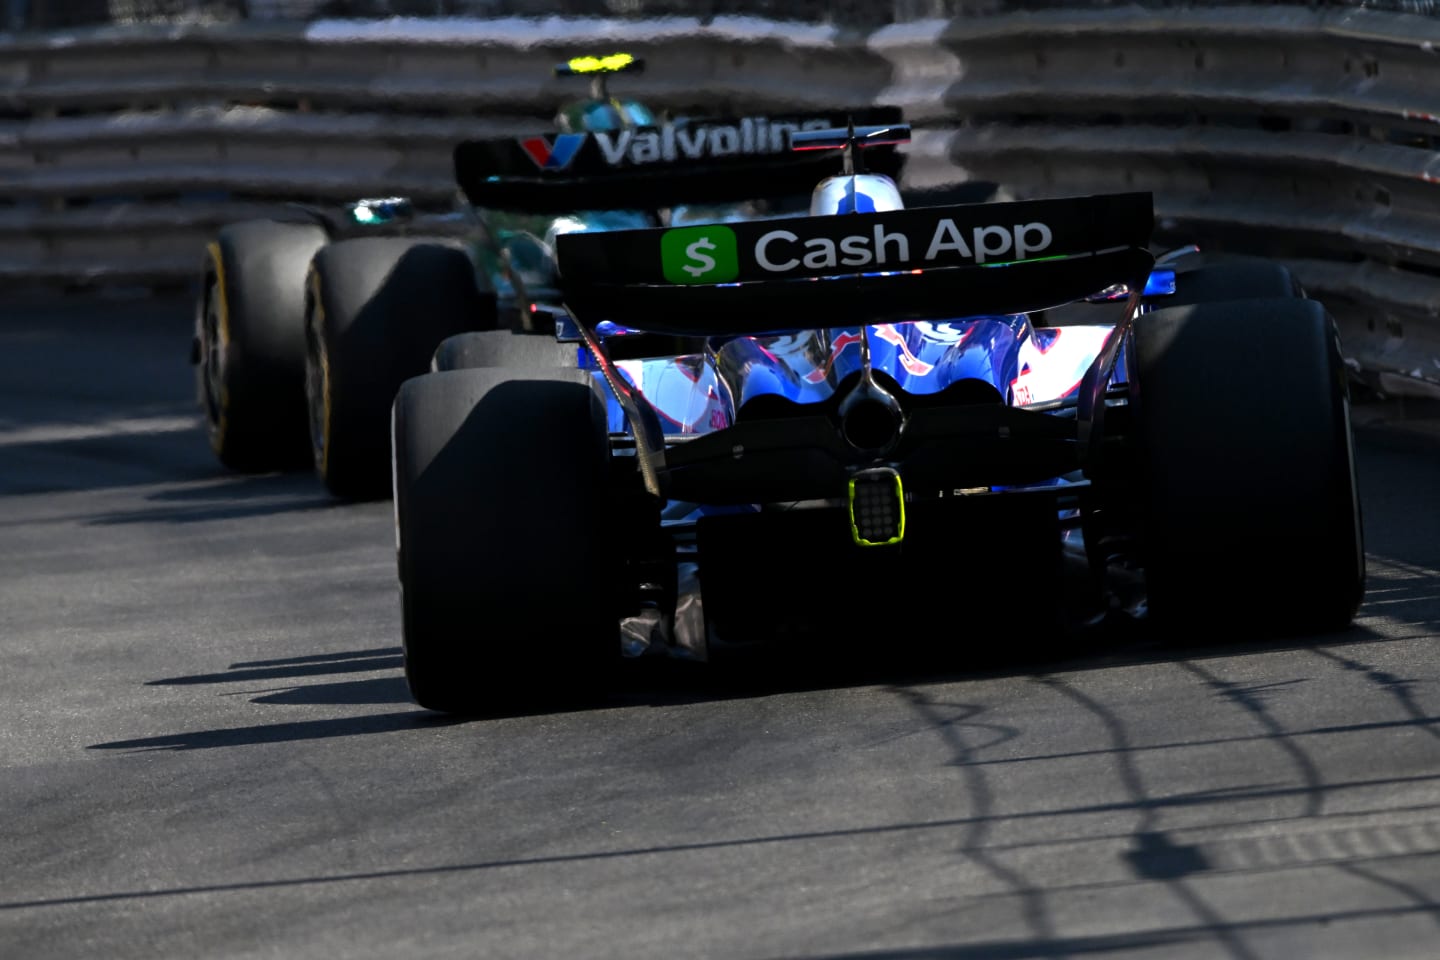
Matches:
[[3, 295, 1439, 959]]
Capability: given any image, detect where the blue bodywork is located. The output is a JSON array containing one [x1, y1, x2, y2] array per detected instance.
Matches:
[[555, 171, 1174, 444], [581, 288, 1172, 441]]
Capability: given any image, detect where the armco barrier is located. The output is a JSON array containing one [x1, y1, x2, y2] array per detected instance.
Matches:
[[0, 17, 896, 286], [1, 7, 1438, 397], [884, 6, 1440, 398]]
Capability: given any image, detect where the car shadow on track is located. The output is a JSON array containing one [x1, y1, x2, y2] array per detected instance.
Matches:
[[638, 617, 1399, 713], [145, 646, 404, 686], [88, 647, 463, 751], [87, 711, 465, 752], [84, 612, 1406, 755]]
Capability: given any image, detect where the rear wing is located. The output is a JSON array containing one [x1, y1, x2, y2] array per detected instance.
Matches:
[[453, 107, 905, 213], [556, 192, 1156, 336]]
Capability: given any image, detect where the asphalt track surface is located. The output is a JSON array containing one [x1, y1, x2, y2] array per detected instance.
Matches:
[[3, 295, 1440, 960]]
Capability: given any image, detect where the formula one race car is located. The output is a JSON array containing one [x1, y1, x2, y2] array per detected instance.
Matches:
[[391, 124, 1366, 715], [192, 53, 650, 495], [194, 50, 903, 500]]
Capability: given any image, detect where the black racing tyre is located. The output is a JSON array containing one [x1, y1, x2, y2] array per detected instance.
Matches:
[[430, 329, 578, 372], [1042, 254, 1304, 328], [305, 236, 498, 501], [1129, 297, 1364, 635], [1165, 255, 1304, 307], [198, 219, 328, 471], [392, 367, 617, 714]]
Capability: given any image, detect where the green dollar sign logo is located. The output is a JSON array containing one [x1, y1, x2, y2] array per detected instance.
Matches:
[[683, 238, 717, 277], [660, 225, 739, 284]]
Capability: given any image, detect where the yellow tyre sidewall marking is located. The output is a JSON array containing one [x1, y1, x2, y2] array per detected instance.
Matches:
[[308, 267, 333, 479], [204, 242, 231, 453]]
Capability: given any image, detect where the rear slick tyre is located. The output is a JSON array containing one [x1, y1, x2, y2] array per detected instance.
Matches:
[[430, 329, 577, 371], [198, 219, 328, 471], [392, 367, 616, 714], [1130, 297, 1364, 636], [1166, 256, 1304, 307], [305, 237, 497, 501]]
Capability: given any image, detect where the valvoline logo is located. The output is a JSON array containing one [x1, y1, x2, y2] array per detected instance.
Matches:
[[520, 133, 586, 171]]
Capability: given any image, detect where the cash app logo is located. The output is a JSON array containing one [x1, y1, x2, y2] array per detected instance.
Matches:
[[660, 225, 739, 284]]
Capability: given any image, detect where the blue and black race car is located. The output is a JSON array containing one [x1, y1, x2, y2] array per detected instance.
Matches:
[[391, 123, 1365, 715]]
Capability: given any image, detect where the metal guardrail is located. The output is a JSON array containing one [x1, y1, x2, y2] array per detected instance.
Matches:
[[0, 18, 896, 288], [896, 5, 1440, 398], [13, 0, 1440, 31], [5, 0, 937, 31], [2, 6, 1438, 398]]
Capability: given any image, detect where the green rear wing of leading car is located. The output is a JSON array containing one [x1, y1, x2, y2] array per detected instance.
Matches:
[[556, 192, 1157, 336]]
